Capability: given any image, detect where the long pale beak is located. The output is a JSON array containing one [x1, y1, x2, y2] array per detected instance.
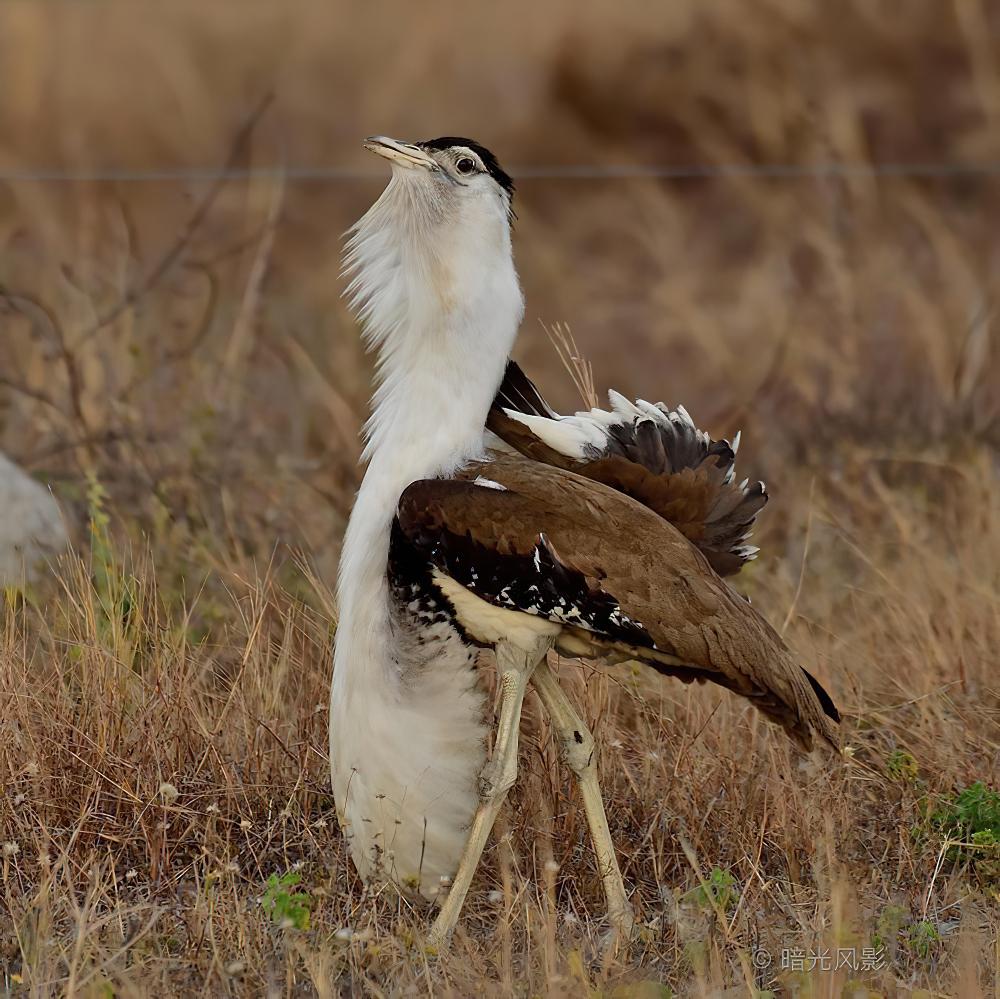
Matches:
[[363, 136, 438, 170]]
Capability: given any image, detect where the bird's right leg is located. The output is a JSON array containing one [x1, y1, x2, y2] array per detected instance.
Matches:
[[531, 659, 636, 942], [426, 635, 553, 950]]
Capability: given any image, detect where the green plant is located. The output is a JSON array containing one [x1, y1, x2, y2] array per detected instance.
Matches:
[[933, 782, 1000, 836], [872, 903, 908, 955], [682, 867, 738, 915], [86, 471, 113, 601], [886, 749, 918, 782], [930, 782, 1000, 876], [260, 871, 311, 931], [905, 920, 940, 960], [86, 470, 137, 649]]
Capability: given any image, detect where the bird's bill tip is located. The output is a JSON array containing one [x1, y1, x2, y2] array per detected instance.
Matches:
[[363, 136, 437, 170]]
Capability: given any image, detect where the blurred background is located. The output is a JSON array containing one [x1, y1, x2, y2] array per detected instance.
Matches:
[[2, 0, 997, 578]]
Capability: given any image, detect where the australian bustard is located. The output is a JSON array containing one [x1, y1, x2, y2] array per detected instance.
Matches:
[[330, 135, 840, 947]]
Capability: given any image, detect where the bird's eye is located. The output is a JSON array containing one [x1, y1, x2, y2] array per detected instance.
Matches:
[[455, 157, 477, 175]]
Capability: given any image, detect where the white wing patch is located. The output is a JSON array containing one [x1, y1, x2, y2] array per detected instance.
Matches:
[[502, 389, 704, 465], [502, 409, 608, 459], [473, 476, 507, 491]]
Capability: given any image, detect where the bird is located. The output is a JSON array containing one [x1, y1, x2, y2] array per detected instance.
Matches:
[[329, 135, 840, 948]]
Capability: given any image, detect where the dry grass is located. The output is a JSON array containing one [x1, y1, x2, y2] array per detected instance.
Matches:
[[1, 1, 999, 995]]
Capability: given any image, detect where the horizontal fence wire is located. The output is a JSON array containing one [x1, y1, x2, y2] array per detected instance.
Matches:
[[1, 162, 1000, 183]]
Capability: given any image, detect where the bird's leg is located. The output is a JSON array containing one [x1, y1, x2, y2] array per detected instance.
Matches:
[[531, 660, 636, 942], [426, 635, 553, 950]]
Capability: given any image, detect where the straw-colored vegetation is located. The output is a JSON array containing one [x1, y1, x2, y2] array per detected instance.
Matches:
[[1, 1, 998, 995]]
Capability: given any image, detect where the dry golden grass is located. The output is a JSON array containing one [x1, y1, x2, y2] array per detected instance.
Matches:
[[1, 1, 999, 995]]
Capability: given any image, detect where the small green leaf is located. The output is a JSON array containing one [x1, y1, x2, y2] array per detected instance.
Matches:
[[260, 870, 311, 931], [886, 749, 918, 782]]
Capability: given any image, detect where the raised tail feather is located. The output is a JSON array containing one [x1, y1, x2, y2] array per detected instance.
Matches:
[[489, 360, 768, 577]]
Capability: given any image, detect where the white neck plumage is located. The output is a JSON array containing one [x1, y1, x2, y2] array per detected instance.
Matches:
[[334, 170, 523, 675], [343, 172, 522, 494]]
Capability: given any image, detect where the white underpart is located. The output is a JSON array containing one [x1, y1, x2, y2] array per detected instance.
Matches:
[[330, 161, 524, 897]]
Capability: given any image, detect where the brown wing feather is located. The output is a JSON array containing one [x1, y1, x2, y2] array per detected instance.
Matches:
[[489, 361, 766, 577], [398, 453, 839, 751]]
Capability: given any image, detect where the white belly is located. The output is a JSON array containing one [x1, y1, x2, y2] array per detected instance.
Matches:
[[330, 588, 489, 900], [331, 574, 563, 901]]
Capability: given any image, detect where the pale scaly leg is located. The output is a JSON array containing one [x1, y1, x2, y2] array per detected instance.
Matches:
[[531, 659, 636, 941], [426, 636, 553, 950]]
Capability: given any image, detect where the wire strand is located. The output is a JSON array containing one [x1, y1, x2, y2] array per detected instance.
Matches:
[[1, 162, 999, 183]]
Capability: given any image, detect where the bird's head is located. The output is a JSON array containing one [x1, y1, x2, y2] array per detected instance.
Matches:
[[362, 135, 515, 230], [344, 135, 522, 355]]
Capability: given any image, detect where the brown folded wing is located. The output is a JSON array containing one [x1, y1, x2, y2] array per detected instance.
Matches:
[[397, 452, 839, 751]]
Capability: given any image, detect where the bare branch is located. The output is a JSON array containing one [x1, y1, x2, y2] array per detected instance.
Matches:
[[76, 91, 276, 348]]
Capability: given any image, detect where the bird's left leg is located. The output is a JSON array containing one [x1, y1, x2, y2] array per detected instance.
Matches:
[[531, 659, 636, 942], [426, 635, 553, 950]]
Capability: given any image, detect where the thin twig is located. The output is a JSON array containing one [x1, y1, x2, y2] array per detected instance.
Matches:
[[221, 164, 286, 405], [543, 321, 598, 408], [781, 475, 816, 635], [17, 429, 148, 467], [0, 288, 86, 434], [0, 374, 64, 416], [76, 92, 276, 349]]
